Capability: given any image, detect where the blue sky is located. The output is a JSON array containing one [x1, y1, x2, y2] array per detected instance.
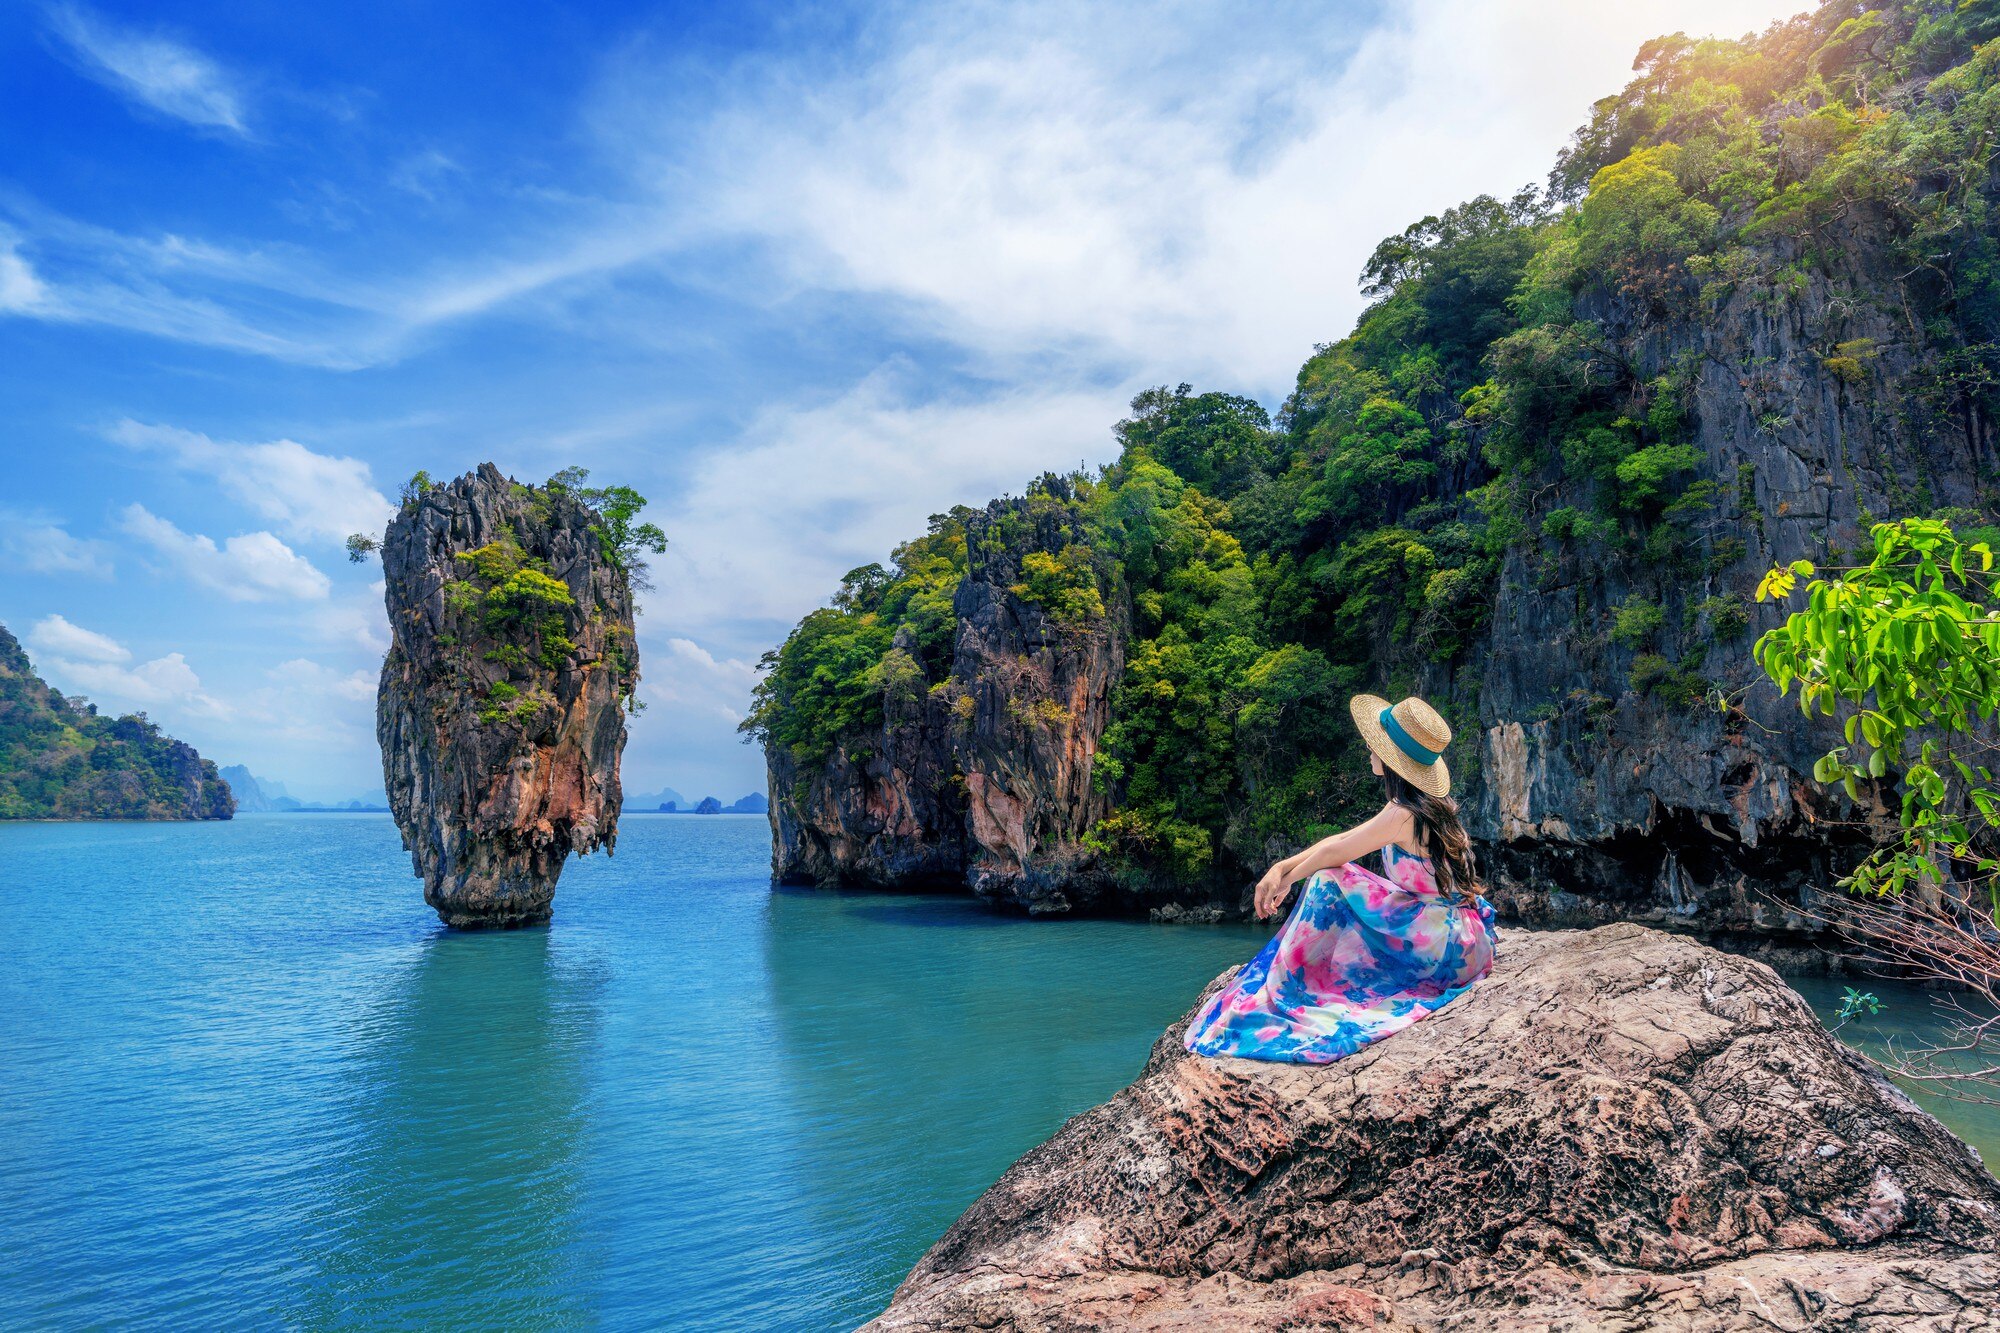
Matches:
[[0, 0, 1801, 802]]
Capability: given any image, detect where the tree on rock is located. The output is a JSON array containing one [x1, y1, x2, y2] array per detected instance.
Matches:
[[366, 463, 659, 928]]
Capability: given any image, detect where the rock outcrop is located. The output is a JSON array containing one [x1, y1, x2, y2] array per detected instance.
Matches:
[[770, 483, 1136, 913], [750, 8, 2000, 949], [1457, 228, 1964, 964], [869, 924, 2000, 1331], [0, 622, 234, 821], [377, 465, 638, 928]]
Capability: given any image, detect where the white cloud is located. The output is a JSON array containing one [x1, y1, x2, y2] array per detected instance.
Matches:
[[119, 503, 331, 602], [27, 613, 131, 664], [228, 657, 377, 746], [0, 509, 114, 578], [590, 0, 1806, 389], [111, 420, 394, 545], [47, 4, 249, 134], [301, 586, 390, 654], [653, 366, 1127, 631], [640, 634, 762, 724], [43, 649, 229, 719]]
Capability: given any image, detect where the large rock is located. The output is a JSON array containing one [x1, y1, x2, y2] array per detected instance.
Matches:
[[769, 483, 1134, 913], [377, 464, 638, 928], [1455, 227, 1958, 963], [868, 924, 2000, 1331]]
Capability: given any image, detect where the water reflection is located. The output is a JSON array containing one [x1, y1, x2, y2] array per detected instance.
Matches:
[[1788, 973, 2000, 1174], [293, 928, 605, 1328], [760, 886, 1267, 1327]]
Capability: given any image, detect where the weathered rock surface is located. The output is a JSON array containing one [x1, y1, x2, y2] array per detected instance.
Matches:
[[770, 483, 1140, 914], [868, 924, 2000, 1331], [377, 464, 637, 928], [1454, 226, 1964, 963]]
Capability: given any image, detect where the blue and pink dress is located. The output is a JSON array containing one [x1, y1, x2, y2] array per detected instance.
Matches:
[[1184, 843, 1497, 1064]]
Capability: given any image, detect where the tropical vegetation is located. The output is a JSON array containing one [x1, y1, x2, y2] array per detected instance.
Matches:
[[0, 623, 233, 820], [747, 0, 2000, 892]]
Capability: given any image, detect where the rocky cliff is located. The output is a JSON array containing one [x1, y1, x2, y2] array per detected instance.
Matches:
[[869, 924, 2000, 1331], [0, 623, 233, 821], [1460, 229, 1976, 966], [377, 464, 638, 928], [768, 482, 1138, 913], [752, 4, 2000, 948]]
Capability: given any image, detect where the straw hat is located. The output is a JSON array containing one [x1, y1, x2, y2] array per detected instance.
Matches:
[[1350, 693, 1452, 797]]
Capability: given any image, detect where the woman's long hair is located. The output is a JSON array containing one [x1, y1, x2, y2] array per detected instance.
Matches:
[[1382, 767, 1481, 902]]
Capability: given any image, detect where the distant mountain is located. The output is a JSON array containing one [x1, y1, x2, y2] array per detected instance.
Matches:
[[0, 623, 233, 821], [219, 765, 278, 812], [624, 787, 764, 813], [219, 765, 387, 812]]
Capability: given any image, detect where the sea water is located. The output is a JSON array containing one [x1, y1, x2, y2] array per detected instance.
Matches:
[[1, 815, 1993, 1331]]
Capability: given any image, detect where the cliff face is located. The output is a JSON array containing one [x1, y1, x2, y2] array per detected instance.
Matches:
[[377, 465, 637, 928], [0, 623, 233, 821], [869, 924, 2000, 1331], [1457, 235, 1961, 962], [769, 487, 1137, 913], [755, 7, 2000, 944]]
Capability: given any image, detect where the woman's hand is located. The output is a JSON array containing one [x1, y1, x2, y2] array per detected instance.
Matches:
[[1253, 862, 1291, 920]]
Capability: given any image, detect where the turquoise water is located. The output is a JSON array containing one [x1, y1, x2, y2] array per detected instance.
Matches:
[[0, 815, 1269, 1330], [3, 817, 1994, 1330]]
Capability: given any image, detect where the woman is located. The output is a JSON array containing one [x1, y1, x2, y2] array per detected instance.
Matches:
[[1184, 693, 1496, 1064]]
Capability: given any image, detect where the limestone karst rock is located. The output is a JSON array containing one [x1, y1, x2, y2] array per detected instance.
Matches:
[[867, 924, 2000, 1331], [377, 464, 639, 928], [767, 482, 1132, 914]]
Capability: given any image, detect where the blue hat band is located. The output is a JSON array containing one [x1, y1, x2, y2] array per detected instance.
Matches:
[[1379, 707, 1441, 766]]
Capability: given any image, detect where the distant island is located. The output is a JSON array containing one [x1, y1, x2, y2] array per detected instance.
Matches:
[[641, 792, 767, 814], [220, 766, 388, 813], [0, 622, 233, 821]]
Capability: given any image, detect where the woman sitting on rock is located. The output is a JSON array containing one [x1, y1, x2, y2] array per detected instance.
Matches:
[[1184, 694, 1496, 1064]]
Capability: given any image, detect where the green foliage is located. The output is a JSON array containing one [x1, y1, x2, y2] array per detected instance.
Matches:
[[0, 625, 233, 820], [1113, 384, 1273, 496], [544, 467, 669, 585], [1629, 650, 1711, 706], [1609, 594, 1664, 649], [751, 7, 2000, 893], [1756, 517, 2000, 921], [447, 537, 578, 671], [1010, 547, 1105, 624], [740, 513, 969, 765]]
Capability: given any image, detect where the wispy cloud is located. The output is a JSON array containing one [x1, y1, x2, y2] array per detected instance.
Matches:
[[640, 635, 762, 725], [111, 420, 394, 546], [47, 3, 249, 135], [0, 235, 50, 312], [118, 503, 331, 602], [0, 508, 114, 578]]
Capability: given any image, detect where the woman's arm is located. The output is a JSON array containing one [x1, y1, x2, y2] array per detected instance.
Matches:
[[1252, 804, 1414, 919]]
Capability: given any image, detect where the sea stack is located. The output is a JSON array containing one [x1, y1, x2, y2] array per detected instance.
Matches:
[[377, 464, 639, 928]]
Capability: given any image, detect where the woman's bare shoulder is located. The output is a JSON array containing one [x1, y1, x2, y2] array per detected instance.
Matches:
[[1376, 802, 1417, 838]]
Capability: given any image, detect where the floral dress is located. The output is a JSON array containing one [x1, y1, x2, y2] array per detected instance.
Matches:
[[1183, 843, 1497, 1064]]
